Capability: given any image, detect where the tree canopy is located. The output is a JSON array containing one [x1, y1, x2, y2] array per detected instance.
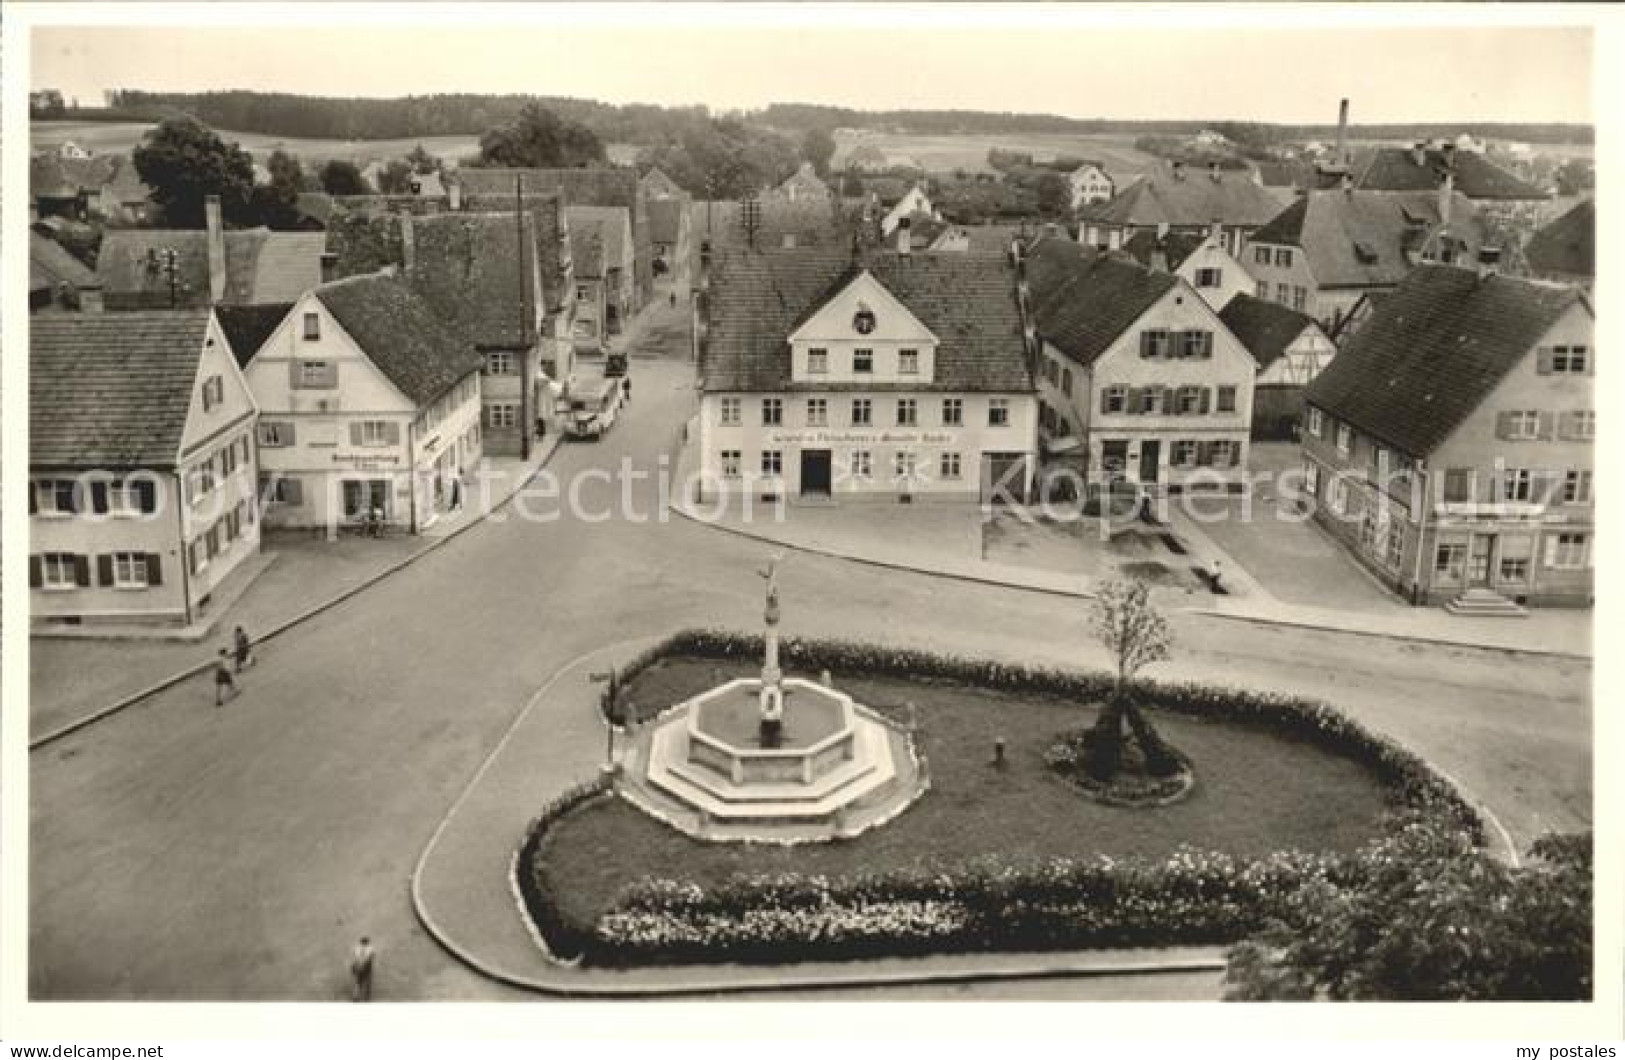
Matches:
[[476, 103, 606, 169], [635, 117, 800, 199], [801, 127, 837, 178], [131, 116, 257, 228], [318, 159, 370, 196]]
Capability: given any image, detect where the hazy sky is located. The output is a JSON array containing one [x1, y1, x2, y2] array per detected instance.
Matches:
[[29, 11, 1595, 125]]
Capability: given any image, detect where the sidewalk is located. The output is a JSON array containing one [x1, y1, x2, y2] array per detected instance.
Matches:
[[30, 439, 560, 748], [411, 638, 1228, 998], [667, 435, 1591, 659]]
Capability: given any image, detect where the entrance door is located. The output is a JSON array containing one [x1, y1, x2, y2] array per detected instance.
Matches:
[[1468, 533, 1496, 587], [1139, 440, 1161, 484], [342, 479, 390, 523], [981, 453, 1030, 505], [800, 449, 832, 496], [1100, 440, 1129, 483]]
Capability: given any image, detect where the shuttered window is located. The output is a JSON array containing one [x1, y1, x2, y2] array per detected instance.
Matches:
[[292, 359, 338, 389], [352, 420, 400, 447]]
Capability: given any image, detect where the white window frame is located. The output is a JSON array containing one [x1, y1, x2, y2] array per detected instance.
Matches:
[[894, 451, 917, 482], [1508, 411, 1540, 440], [853, 348, 874, 374], [1335, 423, 1352, 456], [259, 421, 294, 448], [1552, 345, 1589, 374], [358, 420, 393, 448], [806, 398, 828, 427], [988, 398, 1010, 427], [487, 351, 514, 375], [941, 398, 963, 426], [299, 360, 332, 387], [302, 312, 320, 341], [896, 398, 918, 427], [1171, 440, 1197, 467], [1548, 533, 1589, 570], [1502, 468, 1532, 503], [851, 450, 872, 478], [488, 404, 518, 429], [720, 450, 742, 478], [940, 452, 962, 479], [1563, 469, 1593, 505], [719, 397, 741, 426], [760, 450, 783, 477], [898, 348, 920, 375], [111, 551, 149, 589], [1194, 267, 1221, 289], [1308, 408, 1324, 437], [806, 348, 829, 374], [761, 398, 783, 427], [41, 552, 78, 589], [35, 479, 79, 517], [851, 398, 872, 426], [1572, 410, 1595, 440]]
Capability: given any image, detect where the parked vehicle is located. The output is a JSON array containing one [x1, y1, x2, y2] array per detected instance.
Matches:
[[562, 378, 623, 441], [605, 351, 628, 377]]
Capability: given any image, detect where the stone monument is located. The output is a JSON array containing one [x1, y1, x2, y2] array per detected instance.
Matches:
[[757, 552, 785, 747]]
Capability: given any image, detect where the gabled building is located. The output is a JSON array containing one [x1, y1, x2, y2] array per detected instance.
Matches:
[[648, 197, 693, 297], [1524, 198, 1594, 289], [699, 247, 1038, 503], [30, 231, 104, 314], [98, 196, 328, 310], [770, 163, 834, 205], [1119, 223, 1255, 311], [879, 184, 933, 237], [1347, 142, 1549, 203], [448, 167, 650, 309], [566, 205, 636, 348], [1217, 294, 1335, 440], [30, 311, 261, 627], [1301, 263, 1593, 609], [1066, 162, 1115, 209], [1077, 161, 1291, 257], [1242, 184, 1489, 333], [926, 222, 1024, 257], [1027, 238, 1256, 494], [639, 166, 687, 201], [245, 274, 485, 533]]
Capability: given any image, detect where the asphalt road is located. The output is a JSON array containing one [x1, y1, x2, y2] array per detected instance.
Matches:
[[28, 315, 1592, 1003]]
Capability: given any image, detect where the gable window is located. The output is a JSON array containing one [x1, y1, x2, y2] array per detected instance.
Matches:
[[296, 359, 337, 389], [486, 352, 514, 375], [807, 348, 829, 374], [1274, 248, 1293, 268], [1503, 411, 1541, 440], [1548, 345, 1590, 374], [851, 398, 873, 426], [898, 349, 920, 375], [1307, 408, 1324, 437], [1139, 329, 1171, 358], [719, 397, 741, 425], [1216, 386, 1237, 413], [1102, 386, 1127, 414], [1253, 246, 1271, 266], [1563, 469, 1593, 504], [806, 398, 828, 427], [853, 348, 874, 374], [987, 398, 1010, 427], [1335, 423, 1352, 456], [109, 479, 158, 516], [761, 398, 783, 426], [941, 398, 963, 426], [303, 312, 320, 341], [1180, 331, 1212, 359], [720, 450, 741, 478], [1194, 267, 1222, 289], [896, 399, 918, 427], [201, 374, 224, 412]]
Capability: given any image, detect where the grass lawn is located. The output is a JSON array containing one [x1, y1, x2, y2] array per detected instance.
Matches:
[[540, 656, 1395, 936]]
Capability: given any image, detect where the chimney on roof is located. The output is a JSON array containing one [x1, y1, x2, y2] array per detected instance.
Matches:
[[1209, 219, 1222, 243], [1149, 239, 1169, 274], [448, 180, 461, 212], [1156, 221, 1169, 240], [400, 212, 415, 273], [1440, 142, 1457, 170], [1208, 160, 1221, 183], [205, 195, 225, 305], [1336, 98, 1349, 168], [320, 251, 338, 284], [1476, 245, 1502, 280], [896, 215, 911, 256], [1411, 141, 1427, 167], [1438, 170, 1454, 230]]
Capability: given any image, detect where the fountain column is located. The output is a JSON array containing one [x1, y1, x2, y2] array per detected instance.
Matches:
[[759, 554, 785, 747]]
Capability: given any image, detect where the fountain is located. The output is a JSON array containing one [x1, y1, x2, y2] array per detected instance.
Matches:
[[616, 554, 927, 841]]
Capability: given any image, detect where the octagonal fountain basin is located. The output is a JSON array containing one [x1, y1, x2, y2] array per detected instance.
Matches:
[[686, 678, 856, 786]]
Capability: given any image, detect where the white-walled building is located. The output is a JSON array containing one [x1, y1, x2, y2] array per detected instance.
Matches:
[[1027, 239, 1256, 493], [879, 184, 933, 237], [1066, 162, 1115, 209], [29, 310, 261, 627], [1217, 293, 1337, 440], [246, 273, 484, 533], [1119, 223, 1255, 311], [698, 248, 1038, 504]]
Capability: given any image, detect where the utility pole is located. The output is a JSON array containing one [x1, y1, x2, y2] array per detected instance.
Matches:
[[589, 668, 621, 767], [163, 247, 179, 308], [516, 174, 532, 461], [741, 194, 762, 252]]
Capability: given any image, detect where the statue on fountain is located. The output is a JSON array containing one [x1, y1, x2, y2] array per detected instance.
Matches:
[[757, 552, 785, 748]]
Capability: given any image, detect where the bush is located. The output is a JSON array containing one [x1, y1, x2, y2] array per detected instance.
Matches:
[[524, 631, 1489, 967]]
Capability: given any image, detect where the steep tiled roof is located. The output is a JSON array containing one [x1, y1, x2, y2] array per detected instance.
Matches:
[[702, 248, 1031, 393], [566, 205, 630, 272], [314, 275, 483, 406], [102, 156, 153, 204], [31, 310, 212, 468], [1081, 163, 1291, 229], [215, 303, 294, 367], [30, 153, 119, 200], [459, 193, 570, 312], [929, 223, 1024, 256], [1350, 147, 1549, 201], [1217, 294, 1321, 372], [97, 229, 326, 309], [695, 198, 849, 252], [1304, 266, 1585, 456], [1524, 198, 1594, 280], [648, 198, 687, 244], [569, 215, 606, 279], [405, 212, 542, 349], [1027, 237, 1178, 368], [1256, 189, 1488, 289], [30, 231, 100, 293], [1119, 230, 1208, 273], [639, 167, 687, 200], [773, 163, 833, 200], [297, 192, 336, 227]]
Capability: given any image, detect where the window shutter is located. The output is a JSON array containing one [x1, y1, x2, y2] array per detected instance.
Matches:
[[350, 422, 364, 446], [319, 362, 339, 389], [1494, 412, 1513, 440], [385, 422, 402, 446], [1538, 413, 1556, 440], [28, 481, 38, 515], [1201, 331, 1213, 359], [1535, 347, 1553, 375], [1162, 386, 1177, 413], [97, 554, 114, 586], [30, 557, 43, 589], [1139, 332, 1152, 357], [1125, 387, 1141, 413], [1231, 441, 1242, 467], [1198, 388, 1212, 414], [146, 554, 163, 586], [136, 480, 157, 514], [1100, 389, 1112, 414], [74, 555, 91, 587]]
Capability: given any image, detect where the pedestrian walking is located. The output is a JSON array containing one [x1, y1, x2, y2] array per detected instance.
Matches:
[[349, 936, 375, 1002], [669, 291, 676, 308], [622, 375, 632, 403], [213, 648, 238, 707], [367, 506, 383, 538], [233, 625, 255, 673]]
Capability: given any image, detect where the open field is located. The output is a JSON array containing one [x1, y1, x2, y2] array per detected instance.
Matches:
[[31, 121, 483, 166], [833, 129, 1160, 178]]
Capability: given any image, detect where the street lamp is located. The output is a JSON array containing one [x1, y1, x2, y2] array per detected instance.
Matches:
[[589, 667, 621, 767]]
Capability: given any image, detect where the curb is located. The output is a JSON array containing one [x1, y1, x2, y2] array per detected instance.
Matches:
[[1186, 608, 1591, 662], [408, 641, 1229, 998], [30, 443, 562, 753]]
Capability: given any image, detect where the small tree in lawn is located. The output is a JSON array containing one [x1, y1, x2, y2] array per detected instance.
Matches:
[[1086, 578, 1176, 780]]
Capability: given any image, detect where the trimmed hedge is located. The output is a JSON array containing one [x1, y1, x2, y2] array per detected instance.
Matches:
[[529, 628, 1485, 967], [513, 775, 614, 961]]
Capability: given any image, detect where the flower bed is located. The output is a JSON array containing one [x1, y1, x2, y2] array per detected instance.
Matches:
[[518, 629, 1484, 968]]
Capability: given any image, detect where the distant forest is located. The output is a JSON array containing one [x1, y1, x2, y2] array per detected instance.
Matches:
[[49, 90, 1593, 147]]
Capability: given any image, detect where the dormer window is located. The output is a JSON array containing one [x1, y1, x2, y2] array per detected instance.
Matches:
[[303, 312, 321, 341], [898, 349, 919, 374], [807, 348, 828, 374], [853, 348, 874, 374]]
